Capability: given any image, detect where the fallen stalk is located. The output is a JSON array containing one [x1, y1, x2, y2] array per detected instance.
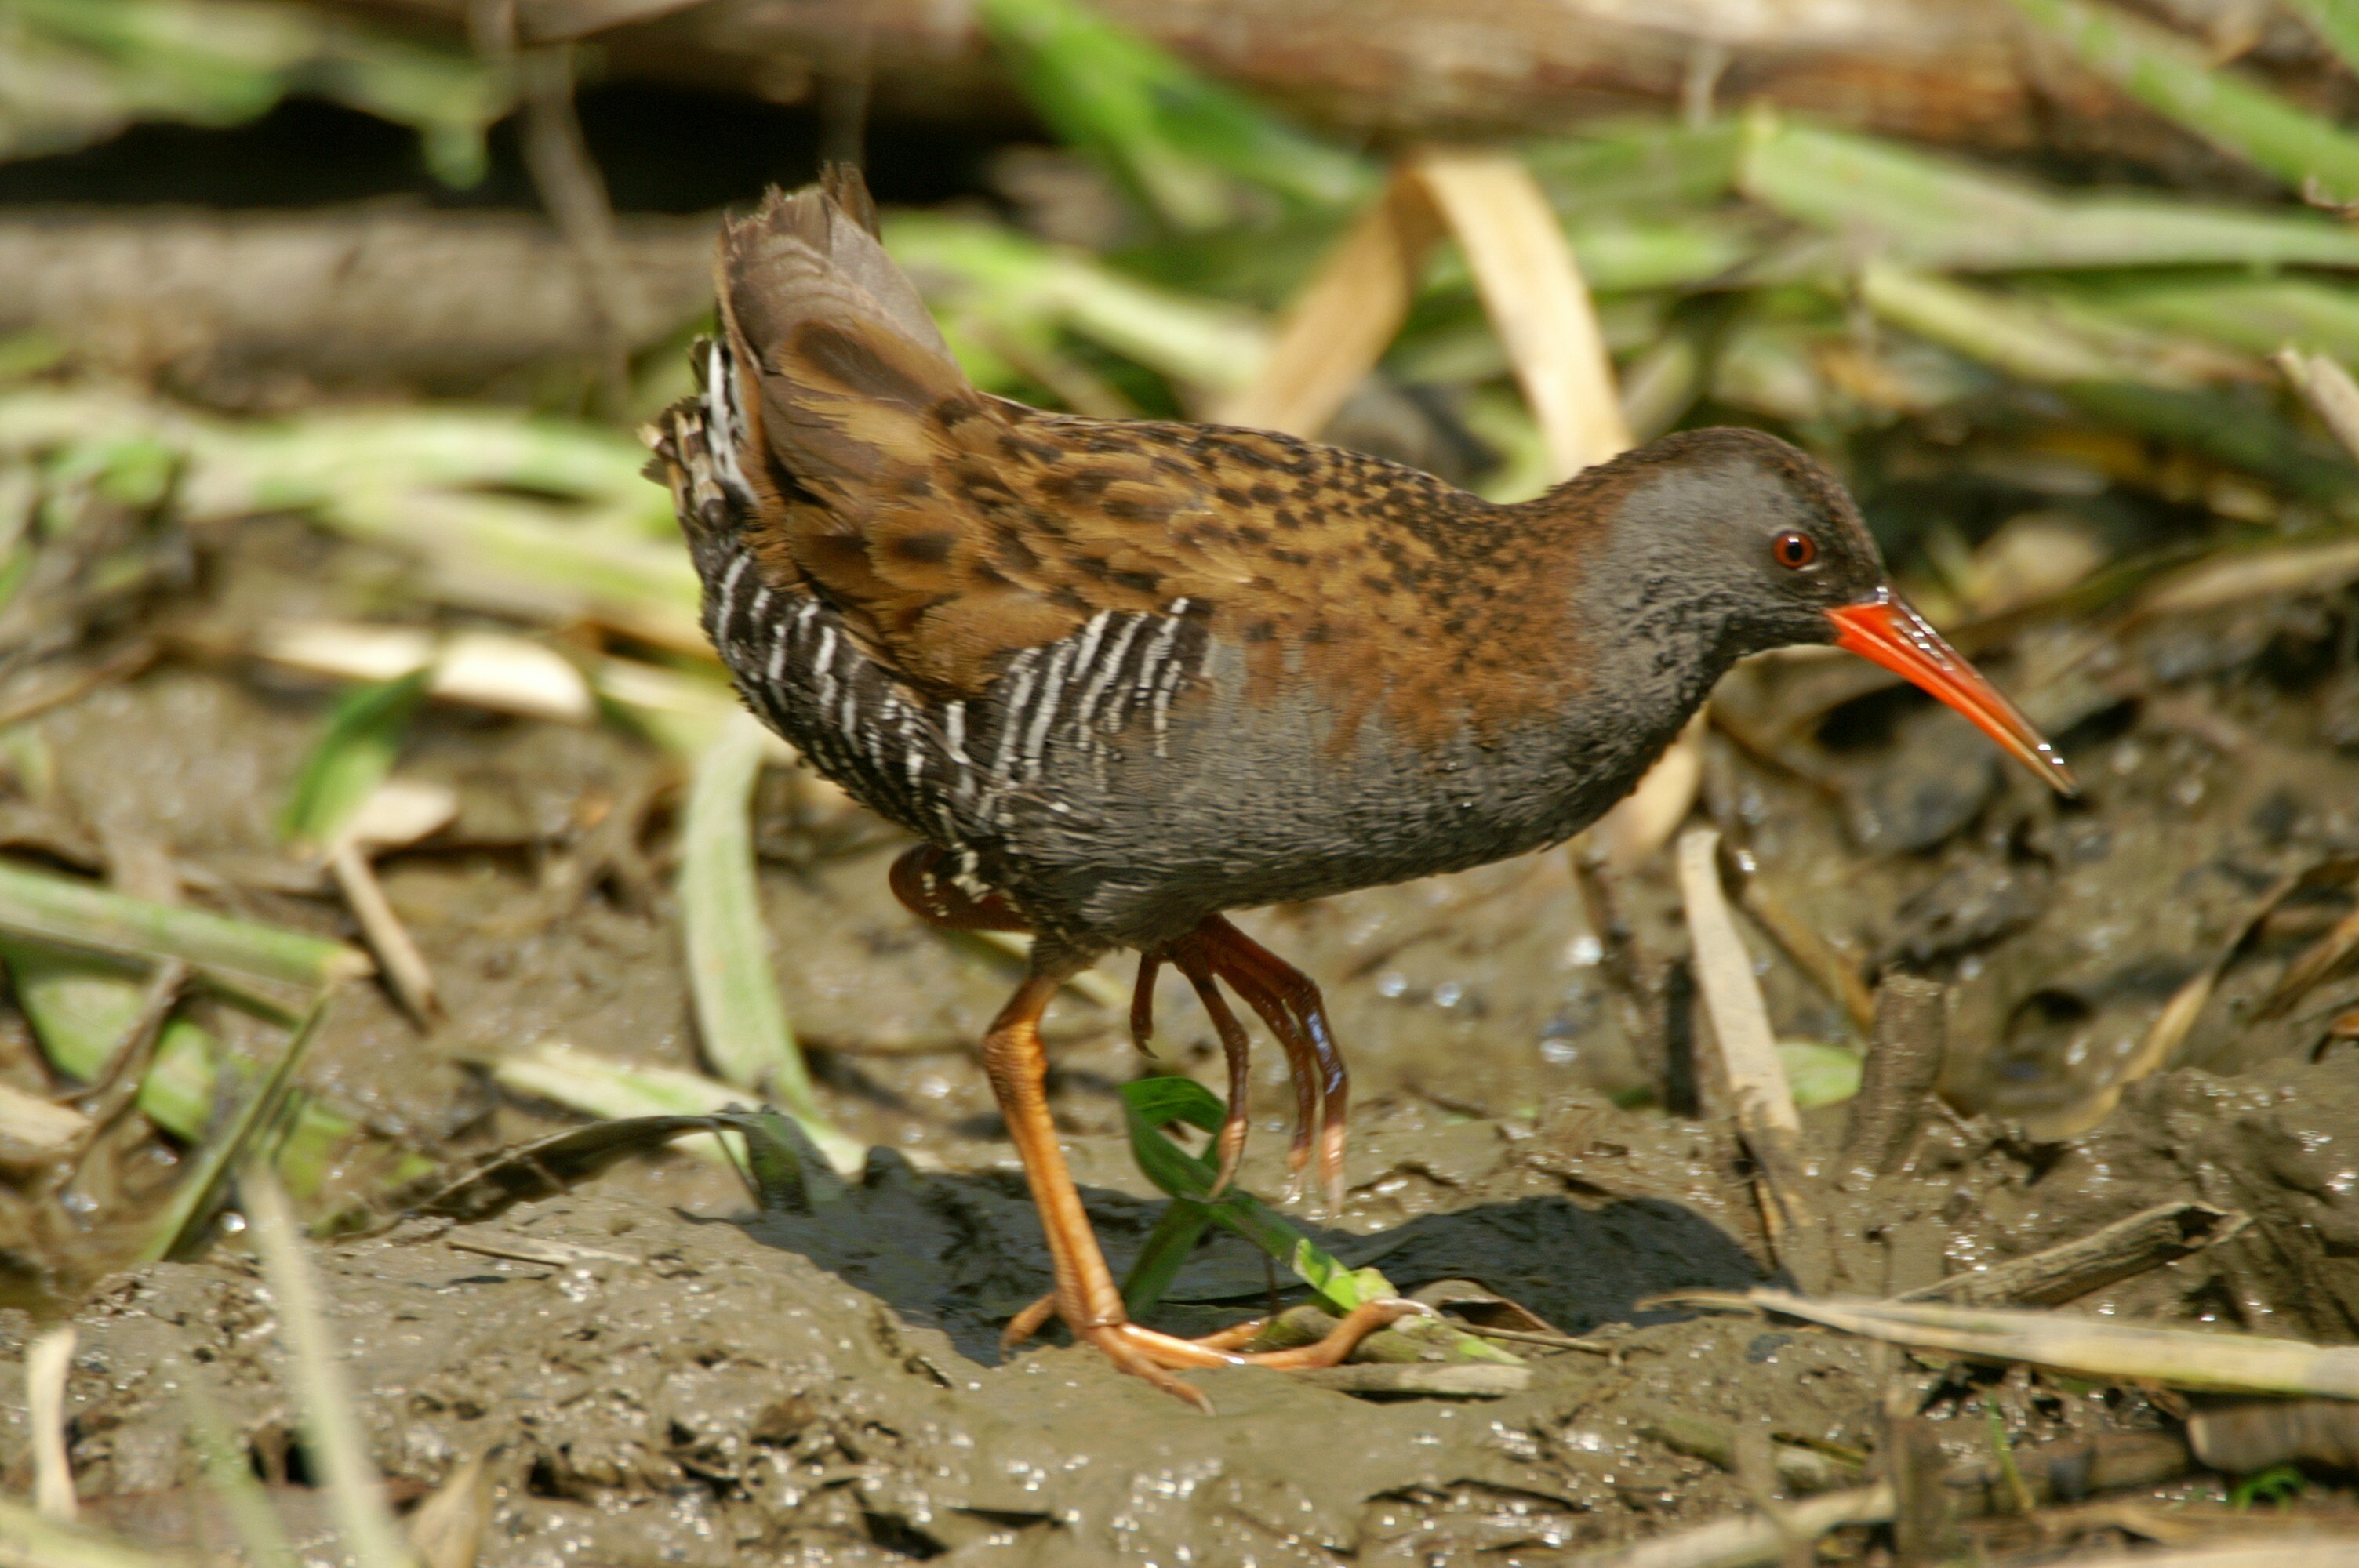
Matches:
[[0, 859, 370, 993], [24, 1327, 75, 1522], [678, 713, 863, 1175], [1898, 1200, 2248, 1308], [243, 1174, 417, 1568], [1677, 828, 1830, 1293], [1693, 1290, 2359, 1399], [1558, 1483, 1893, 1568], [327, 845, 439, 1025]]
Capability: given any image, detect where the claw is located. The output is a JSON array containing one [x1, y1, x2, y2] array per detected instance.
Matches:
[[1001, 1291, 1058, 1352]]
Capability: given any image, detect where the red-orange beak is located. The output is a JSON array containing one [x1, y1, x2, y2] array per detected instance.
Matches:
[[1826, 590, 2077, 797]]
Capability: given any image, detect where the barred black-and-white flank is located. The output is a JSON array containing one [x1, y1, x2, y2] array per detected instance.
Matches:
[[663, 353, 1213, 917]]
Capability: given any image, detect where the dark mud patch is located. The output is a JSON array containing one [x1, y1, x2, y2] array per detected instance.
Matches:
[[10, 1055, 2351, 1566], [7, 503, 2359, 1564]]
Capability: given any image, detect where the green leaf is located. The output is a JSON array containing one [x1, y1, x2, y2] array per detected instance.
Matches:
[[2230, 1461, 2306, 1510], [1118, 1076, 1376, 1314], [678, 713, 863, 1176], [1120, 1196, 1212, 1316], [278, 670, 427, 848], [0, 862, 369, 992], [2004, 0, 2359, 202], [975, 0, 1368, 230], [1116, 1081, 1519, 1363], [144, 990, 334, 1263], [1119, 1073, 1228, 1135], [1777, 1040, 1864, 1110], [712, 1106, 851, 1213]]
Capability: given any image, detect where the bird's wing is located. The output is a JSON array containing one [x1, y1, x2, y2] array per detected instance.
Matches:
[[709, 169, 1474, 700], [705, 171, 1578, 747]]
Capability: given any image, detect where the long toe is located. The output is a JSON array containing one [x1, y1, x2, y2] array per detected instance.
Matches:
[[1001, 1292, 1059, 1352], [1236, 1299, 1431, 1370], [1063, 1299, 1436, 1410], [1082, 1324, 1217, 1412]]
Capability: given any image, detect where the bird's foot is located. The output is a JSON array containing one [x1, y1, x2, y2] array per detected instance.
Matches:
[[1006, 1298, 1432, 1410]]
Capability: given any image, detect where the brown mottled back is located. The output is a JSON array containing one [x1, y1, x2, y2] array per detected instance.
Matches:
[[713, 174, 1609, 746]]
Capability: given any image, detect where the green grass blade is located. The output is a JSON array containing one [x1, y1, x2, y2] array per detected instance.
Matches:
[[134, 1021, 220, 1138], [2004, 0, 2359, 201], [144, 993, 333, 1264], [975, 0, 1367, 228], [1564, 216, 1759, 293], [0, 938, 154, 1080], [1858, 269, 2351, 495], [0, 938, 314, 1144], [315, 491, 703, 654], [279, 670, 427, 848], [1120, 1197, 1212, 1316], [711, 1108, 851, 1211], [2066, 274, 2359, 366], [1521, 121, 1746, 218], [489, 1040, 742, 1116], [2288, 0, 2359, 75], [1123, 1073, 1229, 1135], [0, 859, 370, 991], [884, 212, 1270, 394], [1743, 118, 2359, 270], [1859, 262, 2121, 382], [225, 409, 670, 530], [1117, 1081, 1517, 1360], [678, 713, 863, 1176], [1115, 1079, 1385, 1314]]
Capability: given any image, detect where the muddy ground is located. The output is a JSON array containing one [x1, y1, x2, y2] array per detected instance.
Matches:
[[3, 516, 2359, 1564]]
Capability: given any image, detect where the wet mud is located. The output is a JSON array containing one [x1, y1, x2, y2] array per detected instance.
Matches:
[[4, 528, 2359, 1562]]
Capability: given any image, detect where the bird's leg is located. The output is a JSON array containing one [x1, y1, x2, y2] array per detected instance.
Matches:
[[1162, 935, 1253, 1197], [1186, 916, 1351, 1211], [1170, 923, 1318, 1195], [892, 844, 1070, 1345], [888, 843, 1029, 931], [1129, 946, 1164, 1055], [976, 946, 1424, 1408], [1007, 938, 1247, 1345]]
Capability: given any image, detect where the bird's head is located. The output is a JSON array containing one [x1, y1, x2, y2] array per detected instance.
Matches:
[[1561, 427, 2076, 796]]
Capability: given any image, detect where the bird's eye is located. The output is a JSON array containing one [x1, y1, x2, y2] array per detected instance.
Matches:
[[1772, 530, 1818, 569]]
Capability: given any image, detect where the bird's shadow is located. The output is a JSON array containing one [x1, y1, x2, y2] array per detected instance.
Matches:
[[711, 1149, 1766, 1365]]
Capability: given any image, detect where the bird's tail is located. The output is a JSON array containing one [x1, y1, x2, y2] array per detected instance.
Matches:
[[703, 166, 977, 515]]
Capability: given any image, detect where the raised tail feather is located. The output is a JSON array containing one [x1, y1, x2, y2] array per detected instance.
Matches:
[[710, 166, 979, 509], [652, 165, 1140, 698]]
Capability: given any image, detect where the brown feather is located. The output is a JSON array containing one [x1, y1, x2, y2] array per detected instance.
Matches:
[[711, 171, 1609, 742]]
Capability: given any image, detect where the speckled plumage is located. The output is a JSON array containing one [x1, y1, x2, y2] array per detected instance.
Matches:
[[644, 172, 2069, 1403], [645, 173, 1896, 954]]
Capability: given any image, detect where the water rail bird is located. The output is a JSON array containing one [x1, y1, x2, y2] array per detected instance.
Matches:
[[645, 169, 2075, 1406]]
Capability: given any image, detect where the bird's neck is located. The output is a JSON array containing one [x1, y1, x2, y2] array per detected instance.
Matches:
[[1533, 507, 1750, 810]]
